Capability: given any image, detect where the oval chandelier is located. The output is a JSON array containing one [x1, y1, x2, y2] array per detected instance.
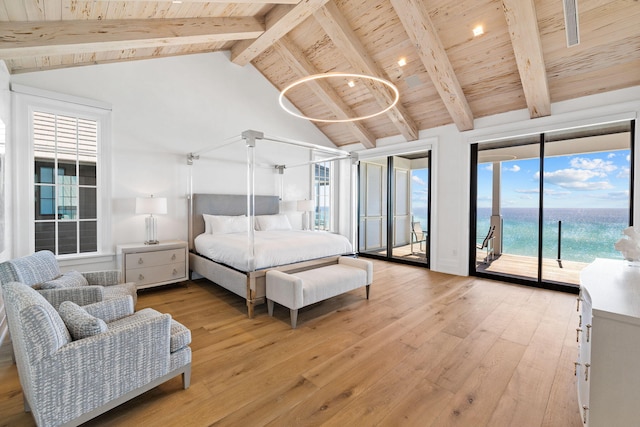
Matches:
[[278, 72, 399, 123]]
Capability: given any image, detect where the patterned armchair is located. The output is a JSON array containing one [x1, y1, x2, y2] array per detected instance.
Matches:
[[0, 250, 137, 309], [2, 281, 191, 427]]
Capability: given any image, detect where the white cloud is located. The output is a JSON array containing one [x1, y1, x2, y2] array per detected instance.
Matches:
[[538, 168, 613, 190], [617, 166, 630, 179], [627, 154, 631, 162], [514, 188, 571, 197], [569, 157, 617, 173], [504, 164, 520, 172], [484, 164, 493, 171], [411, 175, 426, 186], [606, 190, 629, 200], [607, 153, 616, 159]]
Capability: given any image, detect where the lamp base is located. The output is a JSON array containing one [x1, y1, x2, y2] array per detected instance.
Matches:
[[144, 215, 159, 245]]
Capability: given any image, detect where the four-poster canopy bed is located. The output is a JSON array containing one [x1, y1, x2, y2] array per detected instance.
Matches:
[[187, 130, 357, 317]]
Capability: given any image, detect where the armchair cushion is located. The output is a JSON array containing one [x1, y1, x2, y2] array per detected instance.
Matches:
[[41, 270, 89, 289], [58, 301, 108, 340]]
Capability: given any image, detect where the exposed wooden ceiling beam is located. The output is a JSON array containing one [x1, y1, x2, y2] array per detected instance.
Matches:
[[230, 0, 330, 66], [273, 36, 377, 148], [0, 17, 264, 59], [6, 50, 225, 75], [314, 1, 418, 142], [92, 0, 298, 2], [390, 0, 474, 131], [501, 0, 551, 118]]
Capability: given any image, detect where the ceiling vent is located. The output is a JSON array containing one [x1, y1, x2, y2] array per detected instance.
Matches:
[[563, 0, 580, 47], [404, 75, 422, 88]]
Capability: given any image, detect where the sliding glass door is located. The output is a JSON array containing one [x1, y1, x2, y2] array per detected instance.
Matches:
[[471, 121, 634, 289], [359, 152, 430, 266], [474, 135, 541, 281], [540, 125, 632, 283]]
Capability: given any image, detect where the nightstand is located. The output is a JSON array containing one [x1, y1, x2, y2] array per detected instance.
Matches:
[[117, 240, 188, 289]]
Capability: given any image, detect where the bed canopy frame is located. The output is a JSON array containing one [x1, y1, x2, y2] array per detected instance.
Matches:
[[186, 130, 358, 317]]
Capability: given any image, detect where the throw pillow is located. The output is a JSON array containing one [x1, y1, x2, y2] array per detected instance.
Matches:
[[58, 301, 108, 340], [40, 270, 89, 289], [255, 214, 292, 231], [203, 214, 248, 234]]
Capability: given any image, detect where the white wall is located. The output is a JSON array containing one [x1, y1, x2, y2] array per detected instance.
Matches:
[[10, 52, 333, 267]]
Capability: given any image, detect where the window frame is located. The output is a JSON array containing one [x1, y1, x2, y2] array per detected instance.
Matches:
[[12, 85, 112, 259], [313, 157, 334, 231]]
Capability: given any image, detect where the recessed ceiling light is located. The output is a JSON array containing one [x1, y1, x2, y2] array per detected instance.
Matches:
[[473, 25, 484, 37], [397, 57, 407, 67], [347, 80, 355, 88]]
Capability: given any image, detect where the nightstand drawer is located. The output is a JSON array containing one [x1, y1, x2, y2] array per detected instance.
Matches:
[[127, 262, 186, 287], [125, 248, 183, 269]]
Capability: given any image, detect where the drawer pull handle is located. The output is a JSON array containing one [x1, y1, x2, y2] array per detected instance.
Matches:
[[171, 254, 176, 261], [582, 405, 588, 424], [578, 314, 582, 327], [576, 296, 582, 312], [138, 258, 144, 265], [138, 274, 144, 281], [574, 361, 580, 376], [586, 324, 591, 342], [576, 328, 582, 343], [584, 363, 590, 381], [172, 268, 178, 275]]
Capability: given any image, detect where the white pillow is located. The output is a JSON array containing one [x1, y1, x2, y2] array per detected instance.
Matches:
[[203, 214, 248, 234], [283, 211, 303, 230], [255, 214, 292, 231]]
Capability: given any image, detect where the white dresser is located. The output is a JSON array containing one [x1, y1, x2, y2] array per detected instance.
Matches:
[[117, 240, 188, 289], [577, 258, 640, 426]]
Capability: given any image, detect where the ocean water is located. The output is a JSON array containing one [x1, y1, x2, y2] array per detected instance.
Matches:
[[477, 207, 629, 263]]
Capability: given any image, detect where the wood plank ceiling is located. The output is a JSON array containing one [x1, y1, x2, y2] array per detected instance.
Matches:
[[1, 0, 639, 148]]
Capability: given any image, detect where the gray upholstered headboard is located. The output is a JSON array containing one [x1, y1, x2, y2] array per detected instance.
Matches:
[[189, 194, 280, 250]]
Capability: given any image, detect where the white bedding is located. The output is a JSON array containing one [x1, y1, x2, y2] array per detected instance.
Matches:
[[194, 230, 353, 271]]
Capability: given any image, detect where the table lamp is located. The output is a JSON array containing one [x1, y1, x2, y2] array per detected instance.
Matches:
[[297, 199, 315, 231], [136, 195, 167, 244]]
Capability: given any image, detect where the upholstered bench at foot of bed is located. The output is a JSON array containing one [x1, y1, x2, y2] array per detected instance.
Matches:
[[265, 257, 373, 328]]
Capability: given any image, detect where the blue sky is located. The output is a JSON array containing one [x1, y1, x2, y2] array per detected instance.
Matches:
[[478, 149, 631, 209], [411, 168, 429, 224]]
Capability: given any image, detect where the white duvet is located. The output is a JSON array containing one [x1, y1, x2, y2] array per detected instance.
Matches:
[[194, 230, 354, 271]]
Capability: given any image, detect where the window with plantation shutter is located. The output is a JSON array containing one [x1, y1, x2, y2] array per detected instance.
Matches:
[[33, 111, 99, 255]]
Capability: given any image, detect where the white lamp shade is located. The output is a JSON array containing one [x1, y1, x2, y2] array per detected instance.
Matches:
[[297, 199, 315, 212], [136, 196, 167, 215]]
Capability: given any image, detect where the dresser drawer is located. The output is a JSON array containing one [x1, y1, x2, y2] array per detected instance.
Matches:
[[126, 262, 186, 287], [125, 248, 184, 269]]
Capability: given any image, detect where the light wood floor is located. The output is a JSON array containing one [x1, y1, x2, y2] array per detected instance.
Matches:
[[476, 253, 587, 285], [0, 260, 582, 426], [363, 242, 429, 264]]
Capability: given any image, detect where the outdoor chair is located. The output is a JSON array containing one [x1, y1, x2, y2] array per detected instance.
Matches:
[[477, 225, 496, 263], [0, 250, 136, 309], [411, 221, 427, 254], [2, 281, 191, 427]]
